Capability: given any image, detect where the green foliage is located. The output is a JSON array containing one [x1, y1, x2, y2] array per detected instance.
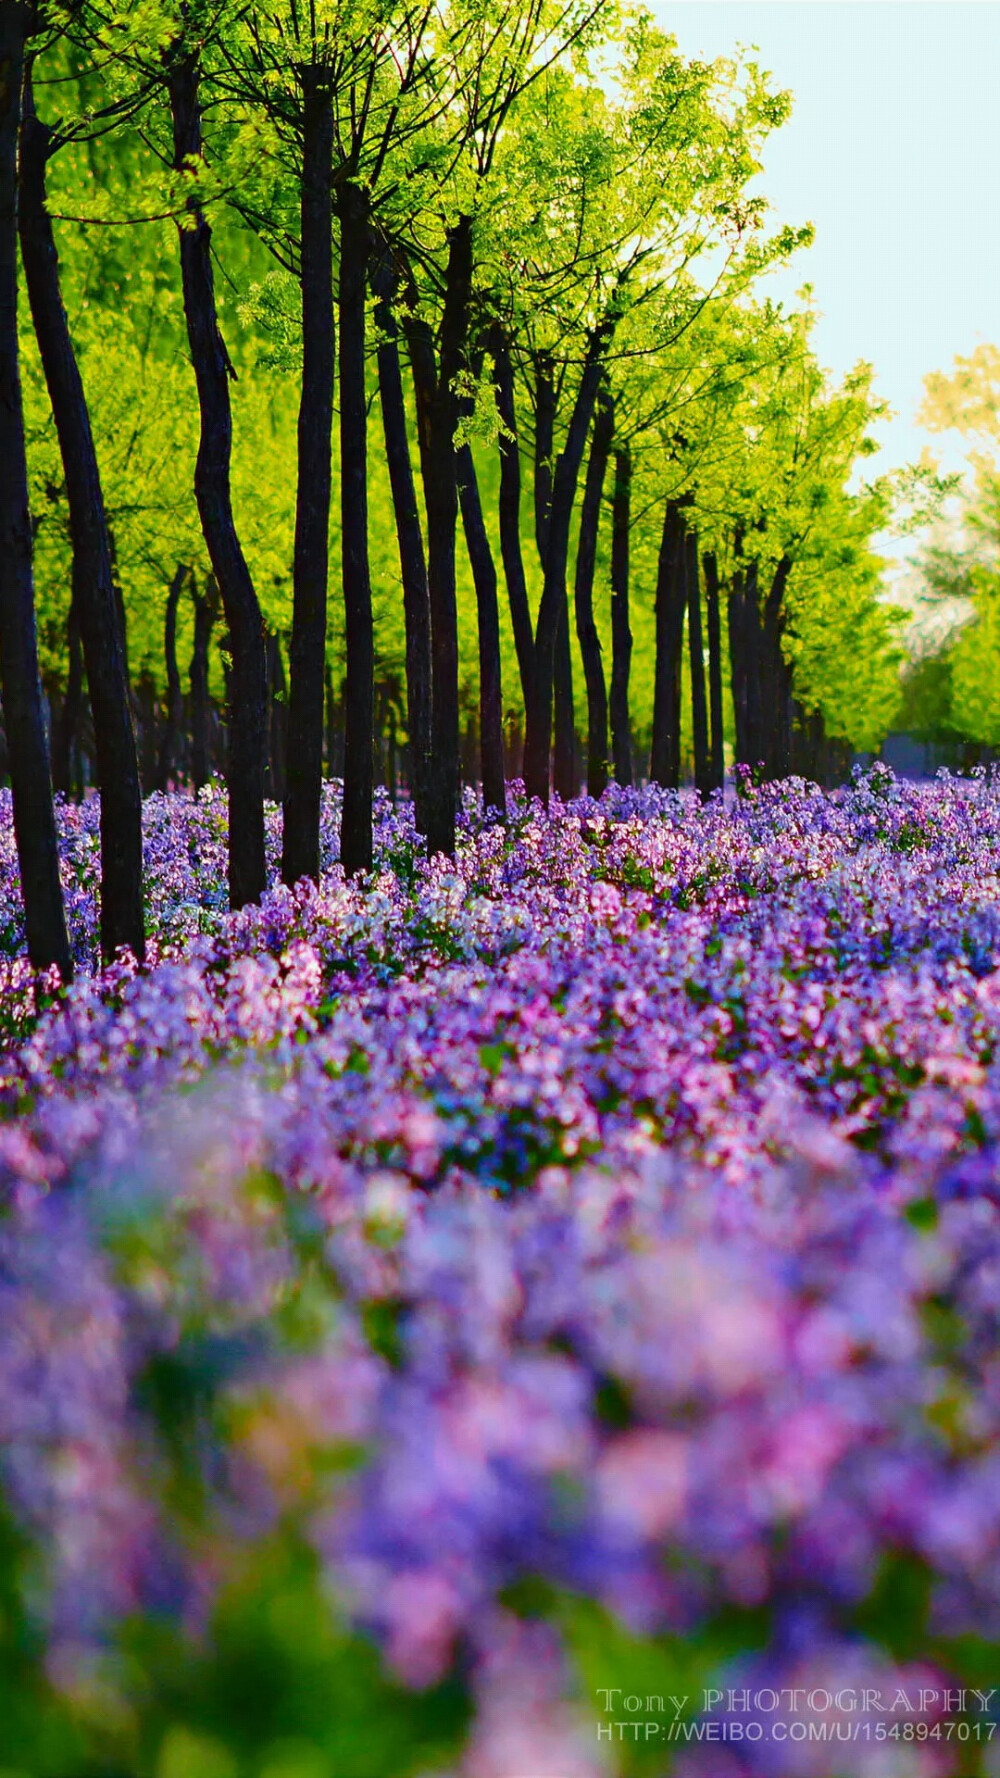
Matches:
[[20, 1, 903, 760]]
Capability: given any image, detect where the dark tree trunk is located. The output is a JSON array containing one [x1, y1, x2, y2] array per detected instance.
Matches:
[[283, 73, 333, 886], [728, 567, 748, 769], [19, 78, 145, 960], [609, 444, 633, 789], [421, 216, 473, 857], [703, 549, 725, 793], [533, 350, 577, 801], [490, 327, 533, 710], [52, 596, 83, 800], [0, 8, 70, 978], [169, 48, 267, 909], [687, 528, 710, 801], [155, 563, 186, 792], [575, 387, 613, 798], [267, 629, 287, 802], [136, 673, 158, 792], [324, 663, 338, 779], [649, 500, 687, 788], [743, 559, 764, 772], [189, 575, 214, 795], [523, 319, 615, 806], [553, 600, 577, 800], [761, 554, 792, 780], [532, 350, 554, 566], [372, 244, 431, 833], [457, 436, 506, 819], [337, 181, 374, 877]]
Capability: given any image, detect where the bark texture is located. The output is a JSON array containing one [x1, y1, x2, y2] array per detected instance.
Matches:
[[523, 320, 614, 805], [284, 73, 334, 886], [19, 76, 145, 959], [0, 7, 71, 977], [686, 527, 710, 801], [703, 549, 725, 793], [372, 244, 431, 833], [574, 387, 613, 798], [649, 500, 687, 788], [609, 444, 633, 788], [169, 48, 267, 909]]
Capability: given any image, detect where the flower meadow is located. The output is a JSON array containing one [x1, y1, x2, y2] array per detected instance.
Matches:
[[5, 767, 1000, 1776]]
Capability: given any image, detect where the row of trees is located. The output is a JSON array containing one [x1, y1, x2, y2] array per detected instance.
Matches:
[[1, 0, 903, 978]]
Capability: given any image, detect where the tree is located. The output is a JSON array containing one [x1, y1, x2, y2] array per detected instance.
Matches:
[[0, 0, 72, 978], [166, 19, 268, 908], [18, 52, 145, 960]]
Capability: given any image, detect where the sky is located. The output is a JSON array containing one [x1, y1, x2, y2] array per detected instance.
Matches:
[[654, 3, 1000, 482]]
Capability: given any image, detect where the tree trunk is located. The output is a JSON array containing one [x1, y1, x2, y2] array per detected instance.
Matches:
[[457, 436, 506, 819], [189, 574, 214, 795], [649, 500, 687, 788], [574, 387, 613, 798], [727, 567, 748, 769], [422, 216, 472, 857], [283, 73, 333, 886], [523, 318, 615, 806], [372, 243, 431, 833], [267, 629, 287, 802], [609, 444, 633, 789], [703, 549, 725, 793], [155, 563, 186, 792], [324, 663, 338, 779], [0, 7, 71, 978], [169, 48, 267, 909], [532, 349, 554, 566], [52, 595, 82, 800], [337, 180, 374, 877], [533, 350, 577, 801], [687, 528, 710, 801], [743, 558, 764, 773], [553, 600, 576, 800], [761, 554, 792, 780], [19, 77, 145, 960], [490, 326, 533, 711]]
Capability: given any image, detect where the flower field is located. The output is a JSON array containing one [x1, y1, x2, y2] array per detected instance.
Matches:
[[3, 766, 1000, 1776]]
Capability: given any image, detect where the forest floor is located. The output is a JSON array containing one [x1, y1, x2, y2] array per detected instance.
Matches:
[[1, 766, 999, 1777]]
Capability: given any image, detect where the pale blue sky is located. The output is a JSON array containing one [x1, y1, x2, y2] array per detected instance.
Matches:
[[655, 3, 1000, 477]]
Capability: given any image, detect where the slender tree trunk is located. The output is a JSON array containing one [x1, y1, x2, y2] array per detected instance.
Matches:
[[189, 575, 214, 795], [490, 326, 533, 710], [283, 73, 333, 885], [324, 663, 337, 778], [457, 436, 506, 818], [371, 244, 431, 833], [0, 7, 70, 977], [703, 549, 725, 793], [523, 318, 615, 806], [687, 529, 710, 801], [609, 444, 633, 788], [169, 48, 267, 909], [553, 601, 577, 800], [155, 563, 186, 792], [649, 500, 687, 788], [422, 216, 472, 857], [574, 387, 613, 798], [533, 350, 554, 565], [761, 554, 792, 780], [267, 629, 287, 802], [727, 567, 748, 769], [52, 596, 82, 799], [743, 558, 764, 772], [532, 352, 576, 801], [337, 179, 374, 876], [19, 75, 144, 960]]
